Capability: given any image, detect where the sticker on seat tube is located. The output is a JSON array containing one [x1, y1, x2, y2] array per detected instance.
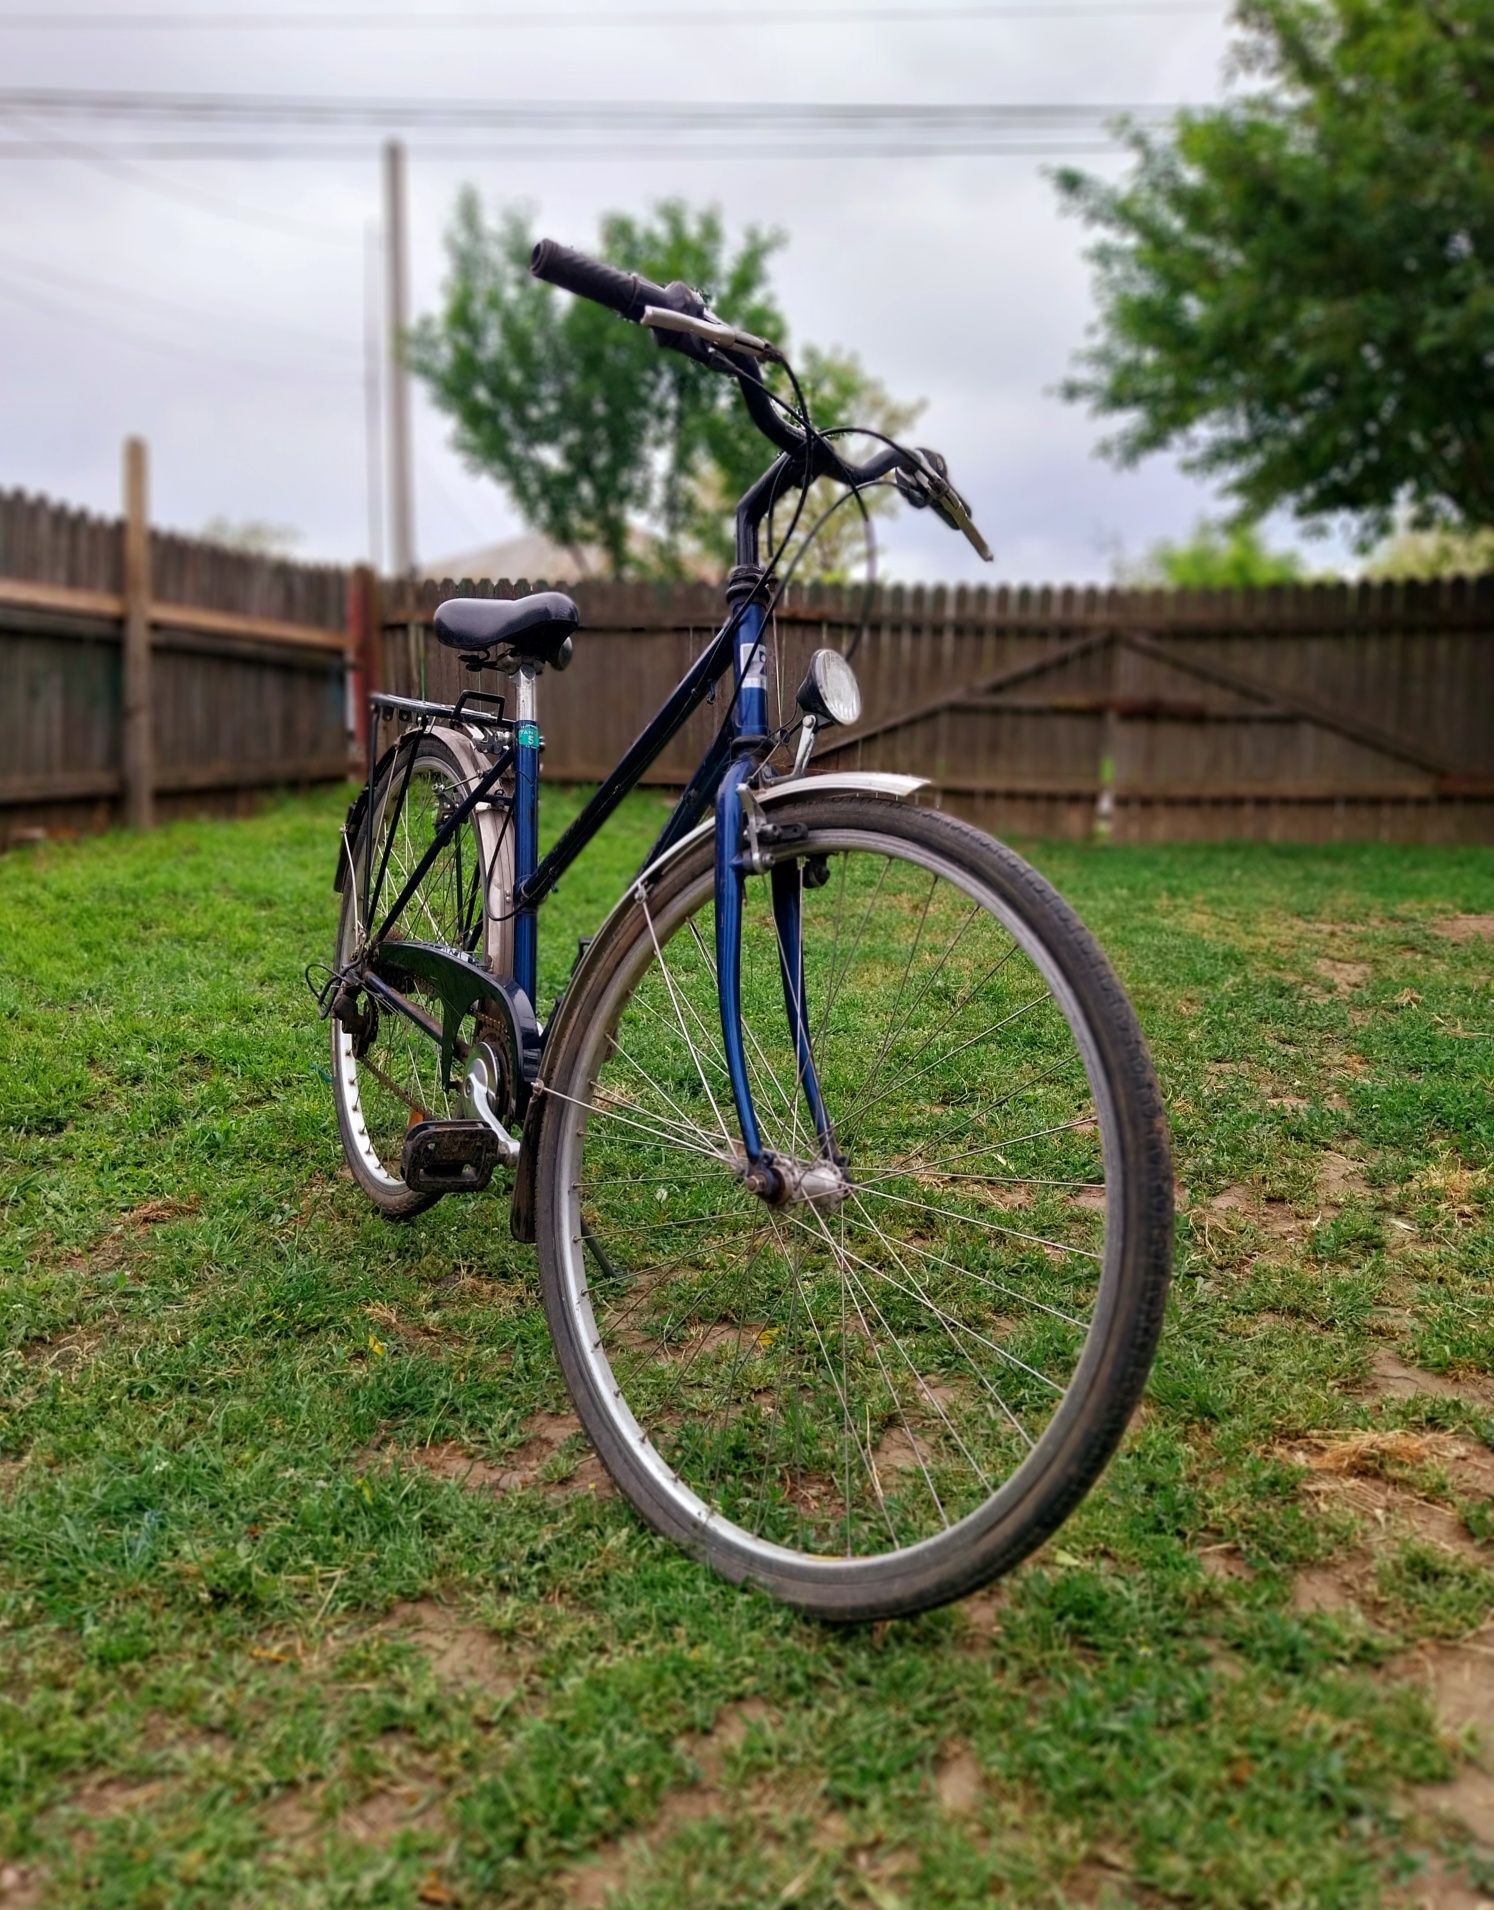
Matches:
[[739, 639, 767, 694]]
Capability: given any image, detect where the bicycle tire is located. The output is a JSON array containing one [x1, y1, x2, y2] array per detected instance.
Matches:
[[533, 792, 1172, 1620], [331, 730, 512, 1220]]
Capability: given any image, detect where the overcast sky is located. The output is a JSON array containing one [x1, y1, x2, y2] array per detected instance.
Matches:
[[0, 0, 1287, 583]]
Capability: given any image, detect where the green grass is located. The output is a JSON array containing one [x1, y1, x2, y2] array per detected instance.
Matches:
[[2, 788, 1492, 1908]]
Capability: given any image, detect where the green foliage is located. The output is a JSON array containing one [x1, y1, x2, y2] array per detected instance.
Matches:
[[410, 197, 919, 581], [1363, 521, 1494, 579], [1056, 0, 1494, 547], [199, 516, 302, 557], [1119, 517, 1310, 587]]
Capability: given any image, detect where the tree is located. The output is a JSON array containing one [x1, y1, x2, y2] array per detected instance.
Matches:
[[1056, 0, 1494, 549], [200, 516, 302, 557], [1362, 522, 1494, 579], [1117, 517, 1309, 587], [409, 197, 921, 581]]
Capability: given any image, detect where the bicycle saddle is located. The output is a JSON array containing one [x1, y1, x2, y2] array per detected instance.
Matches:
[[433, 591, 580, 670]]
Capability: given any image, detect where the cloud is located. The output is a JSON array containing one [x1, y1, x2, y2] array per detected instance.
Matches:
[[0, 0, 1237, 578]]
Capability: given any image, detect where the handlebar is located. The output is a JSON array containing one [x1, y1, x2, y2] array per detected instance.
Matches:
[[531, 235, 843, 470], [529, 238, 671, 325], [530, 237, 992, 561]]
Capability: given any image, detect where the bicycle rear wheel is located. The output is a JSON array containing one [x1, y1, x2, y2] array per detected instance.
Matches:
[[331, 733, 508, 1218], [534, 793, 1172, 1619]]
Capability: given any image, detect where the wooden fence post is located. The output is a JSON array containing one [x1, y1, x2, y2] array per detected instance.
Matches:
[[347, 562, 380, 762], [121, 436, 155, 829]]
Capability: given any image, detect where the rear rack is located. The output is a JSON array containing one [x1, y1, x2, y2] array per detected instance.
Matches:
[[371, 689, 509, 732]]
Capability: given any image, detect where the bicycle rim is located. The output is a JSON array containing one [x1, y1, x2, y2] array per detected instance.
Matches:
[[333, 744, 491, 1196], [538, 799, 1170, 1609]]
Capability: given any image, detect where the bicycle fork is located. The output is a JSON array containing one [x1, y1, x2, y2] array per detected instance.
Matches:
[[713, 594, 843, 1206]]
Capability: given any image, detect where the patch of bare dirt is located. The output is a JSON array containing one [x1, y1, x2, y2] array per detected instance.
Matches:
[[1064, 1854, 1166, 1907], [383, 1598, 526, 1699], [60, 1197, 197, 1276], [1318, 1152, 1371, 1203], [1365, 1350, 1494, 1413], [1393, 1860, 1494, 1909], [1203, 1185, 1301, 1240], [21, 1327, 102, 1374], [65, 1774, 165, 1818], [340, 1778, 444, 1844], [1403, 1624, 1494, 1744], [384, 1442, 510, 1489], [263, 1791, 319, 1839], [1432, 916, 1494, 945], [1285, 1438, 1491, 1614], [671, 1322, 771, 1360], [1286, 1436, 1488, 1560], [871, 1420, 936, 1478], [1395, 1632, 1494, 1876], [960, 1585, 1008, 1637], [263, 1769, 444, 1847], [1316, 958, 1372, 994], [1200, 1545, 1254, 1583], [496, 1410, 614, 1495], [0, 1865, 43, 1909], [1418, 1766, 1494, 1847], [934, 1743, 983, 1814], [363, 1409, 615, 1498], [565, 1699, 779, 1909], [1294, 1562, 1364, 1616]]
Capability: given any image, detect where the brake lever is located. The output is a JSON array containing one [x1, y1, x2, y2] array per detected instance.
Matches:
[[642, 305, 782, 362], [893, 447, 994, 564]]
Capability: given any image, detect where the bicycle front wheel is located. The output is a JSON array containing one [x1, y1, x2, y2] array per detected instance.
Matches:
[[534, 793, 1172, 1620]]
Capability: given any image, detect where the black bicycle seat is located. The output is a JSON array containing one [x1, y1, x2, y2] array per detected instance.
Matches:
[[432, 592, 580, 669]]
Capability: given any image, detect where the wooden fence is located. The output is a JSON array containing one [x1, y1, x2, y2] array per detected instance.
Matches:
[[382, 572, 1494, 844], [4, 464, 1491, 847], [0, 449, 355, 846]]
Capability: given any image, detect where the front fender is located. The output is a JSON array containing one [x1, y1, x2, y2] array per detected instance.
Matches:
[[507, 769, 929, 1242]]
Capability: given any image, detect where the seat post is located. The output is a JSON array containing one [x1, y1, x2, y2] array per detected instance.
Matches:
[[512, 664, 540, 1002]]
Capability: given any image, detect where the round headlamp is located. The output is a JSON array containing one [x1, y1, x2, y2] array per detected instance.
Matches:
[[796, 648, 862, 729]]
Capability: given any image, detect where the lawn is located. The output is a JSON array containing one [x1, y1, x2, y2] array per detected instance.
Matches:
[[1, 786, 1492, 1909]]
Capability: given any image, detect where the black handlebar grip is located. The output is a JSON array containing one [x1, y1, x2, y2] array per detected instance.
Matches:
[[530, 239, 667, 322]]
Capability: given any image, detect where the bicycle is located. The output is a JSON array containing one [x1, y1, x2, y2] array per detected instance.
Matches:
[[315, 239, 1173, 1621]]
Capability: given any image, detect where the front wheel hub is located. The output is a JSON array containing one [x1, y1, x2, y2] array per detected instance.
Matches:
[[741, 1152, 851, 1213]]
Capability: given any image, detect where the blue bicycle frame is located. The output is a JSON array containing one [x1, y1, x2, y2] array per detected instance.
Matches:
[[504, 454, 833, 1183], [355, 450, 861, 1191]]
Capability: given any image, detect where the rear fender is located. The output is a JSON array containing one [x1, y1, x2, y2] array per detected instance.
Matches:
[[337, 724, 517, 983]]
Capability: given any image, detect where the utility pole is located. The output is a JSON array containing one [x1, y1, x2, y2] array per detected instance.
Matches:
[[382, 136, 414, 577], [363, 220, 385, 573]]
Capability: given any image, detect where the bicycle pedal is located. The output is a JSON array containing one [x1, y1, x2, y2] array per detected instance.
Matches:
[[401, 1120, 503, 1194]]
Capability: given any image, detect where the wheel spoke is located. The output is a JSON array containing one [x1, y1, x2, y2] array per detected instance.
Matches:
[[544, 809, 1162, 1595]]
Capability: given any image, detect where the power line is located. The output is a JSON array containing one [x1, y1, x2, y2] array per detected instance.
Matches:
[[0, 138, 1131, 160], [0, 3, 1226, 29], [0, 267, 359, 381], [0, 247, 355, 351], [0, 112, 360, 241], [0, 90, 1181, 127]]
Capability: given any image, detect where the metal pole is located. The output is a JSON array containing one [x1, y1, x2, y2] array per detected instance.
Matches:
[[382, 136, 415, 577], [363, 220, 385, 573]]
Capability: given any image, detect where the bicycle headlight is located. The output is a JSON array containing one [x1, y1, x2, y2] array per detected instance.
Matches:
[[796, 648, 861, 729]]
